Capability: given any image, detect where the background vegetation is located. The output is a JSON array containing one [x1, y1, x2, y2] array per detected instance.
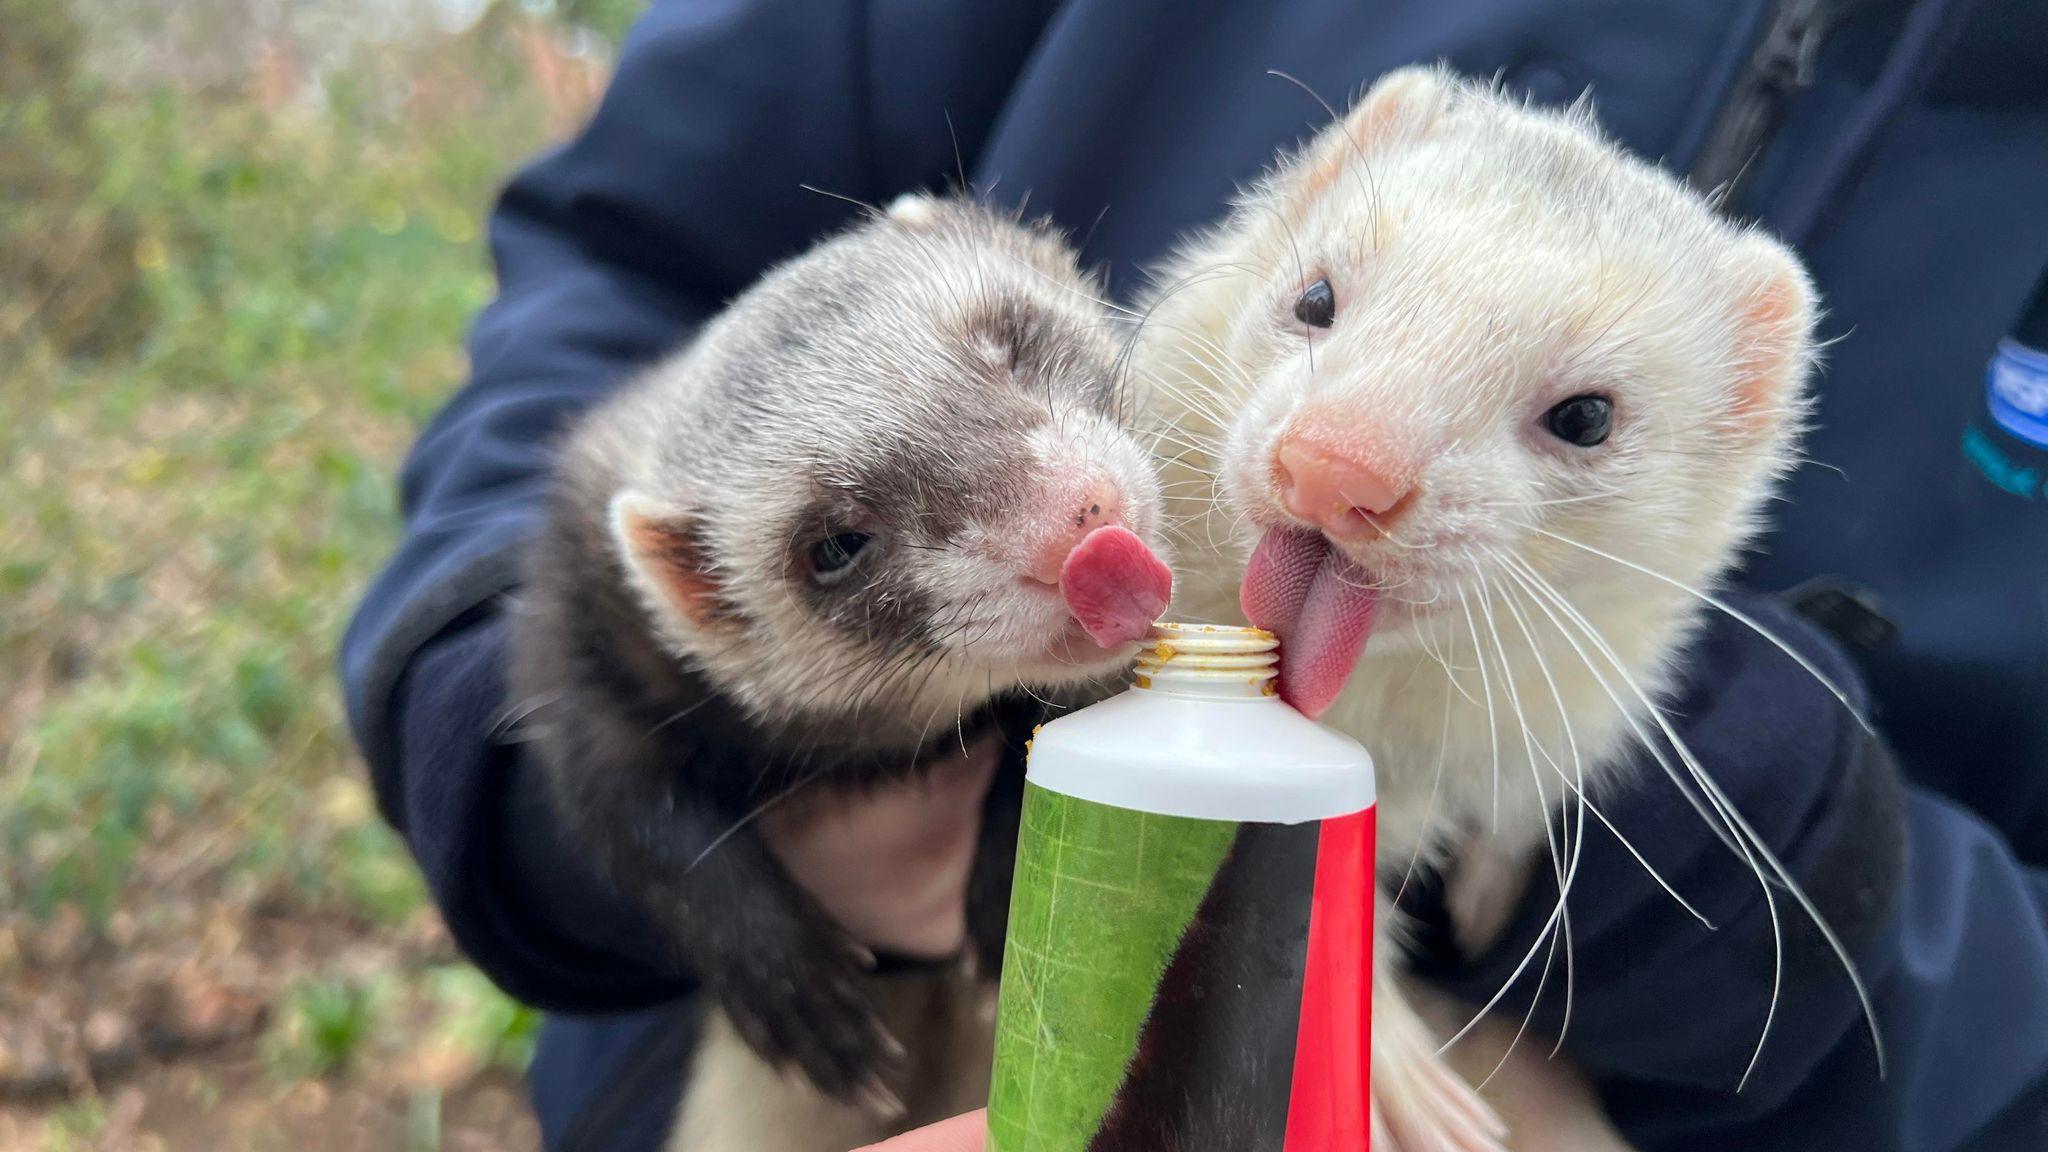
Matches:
[[1, 1, 635, 1146]]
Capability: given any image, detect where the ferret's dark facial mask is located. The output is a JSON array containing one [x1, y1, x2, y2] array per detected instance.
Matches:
[[607, 198, 1169, 745], [1208, 71, 1812, 716]]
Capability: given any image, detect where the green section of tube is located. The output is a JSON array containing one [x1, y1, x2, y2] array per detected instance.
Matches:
[[987, 783, 1239, 1152]]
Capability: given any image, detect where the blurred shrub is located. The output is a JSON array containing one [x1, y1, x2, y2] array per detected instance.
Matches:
[[0, 2, 631, 1103], [0, 0, 603, 925], [0, 0, 154, 357], [558, 0, 647, 44], [427, 965, 544, 1073], [267, 976, 387, 1077], [41, 1096, 108, 1152]]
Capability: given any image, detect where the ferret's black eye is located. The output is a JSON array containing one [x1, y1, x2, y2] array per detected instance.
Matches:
[[808, 532, 873, 586], [1293, 278, 1336, 329], [1544, 395, 1613, 447]]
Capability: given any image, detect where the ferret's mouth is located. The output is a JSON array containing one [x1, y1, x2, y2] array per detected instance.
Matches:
[[975, 525, 1171, 672], [998, 586, 1148, 670], [1059, 525, 1173, 647], [1037, 618, 1141, 668], [1241, 527, 1381, 719]]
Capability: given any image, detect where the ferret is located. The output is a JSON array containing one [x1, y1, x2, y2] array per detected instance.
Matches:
[[509, 194, 1172, 1151], [1135, 66, 1869, 1151]]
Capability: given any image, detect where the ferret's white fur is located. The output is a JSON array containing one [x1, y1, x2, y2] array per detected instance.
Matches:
[[1137, 66, 1816, 1151]]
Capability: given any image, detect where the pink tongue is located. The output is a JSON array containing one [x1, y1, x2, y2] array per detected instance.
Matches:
[[1060, 526, 1173, 648], [1241, 528, 1380, 719]]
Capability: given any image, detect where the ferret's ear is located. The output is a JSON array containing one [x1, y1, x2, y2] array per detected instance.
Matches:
[[1286, 66, 1450, 215], [1722, 231, 1818, 436], [887, 193, 942, 230], [609, 491, 734, 637], [1344, 66, 1451, 149]]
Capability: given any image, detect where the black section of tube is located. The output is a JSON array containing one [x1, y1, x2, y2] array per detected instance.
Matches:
[[1087, 821, 1321, 1152]]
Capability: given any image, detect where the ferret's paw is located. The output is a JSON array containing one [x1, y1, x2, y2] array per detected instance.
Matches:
[[1375, 971, 1507, 1152], [713, 945, 903, 1109]]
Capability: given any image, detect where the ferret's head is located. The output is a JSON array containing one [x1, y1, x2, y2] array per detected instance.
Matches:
[[595, 196, 1167, 748], [1193, 68, 1814, 714]]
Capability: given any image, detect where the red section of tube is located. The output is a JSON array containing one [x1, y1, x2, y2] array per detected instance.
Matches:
[[1283, 806, 1375, 1152]]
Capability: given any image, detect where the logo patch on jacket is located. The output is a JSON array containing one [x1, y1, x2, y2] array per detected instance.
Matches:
[[1964, 340, 2048, 501], [1989, 339, 2048, 449]]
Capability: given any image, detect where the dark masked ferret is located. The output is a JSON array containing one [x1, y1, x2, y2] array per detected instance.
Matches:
[[511, 195, 1171, 1133]]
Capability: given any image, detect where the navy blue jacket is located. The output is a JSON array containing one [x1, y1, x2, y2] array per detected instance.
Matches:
[[341, 1, 2048, 1148]]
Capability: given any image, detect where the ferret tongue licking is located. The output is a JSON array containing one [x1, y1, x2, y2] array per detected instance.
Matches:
[[1243, 527, 1379, 718], [1061, 524, 1174, 648]]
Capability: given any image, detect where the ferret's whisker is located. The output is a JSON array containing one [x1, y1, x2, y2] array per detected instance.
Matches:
[[1496, 559, 1739, 851], [636, 695, 719, 751], [1531, 526, 1872, 734], [1141, 367, 1245, 433], [1505, 559, 1864, 1089], [1113, 261, 1259, 398], [1492, 564, 1600, 1053], [797, 183, 884, 216], [1147, 320, 1258, 393], [1144, 426, 1227, 462], [491, 691, 562, 742], [1489, 559, 1712, 928], [1392, 649, 1459, 909], [1465, 563, 1567, 1086], [1456, 581, 1504, 833], [1351, 509, 1435, 552], [1014, 256, 1135, 318], [687, 764, 833, 873]]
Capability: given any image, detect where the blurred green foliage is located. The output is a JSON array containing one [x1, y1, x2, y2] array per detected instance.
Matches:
[[0, 0, 155, 356], [0, 6, 648, 1138], [558, 0, 648, 44], [268, 976, 389, 1078], [263, 965, 542, 1082], [0, 0, 633, 1064], [40, 1097, 108, 1152], [427, 964, 544, 1072]]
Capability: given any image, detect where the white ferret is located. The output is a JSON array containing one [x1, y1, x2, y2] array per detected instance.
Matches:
[[1138, 66, 1871, 1151]]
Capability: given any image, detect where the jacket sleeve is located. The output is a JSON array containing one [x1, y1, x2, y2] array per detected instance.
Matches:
[[338, 0, 1057, 1011], [1407, 596, 2048, 1151]]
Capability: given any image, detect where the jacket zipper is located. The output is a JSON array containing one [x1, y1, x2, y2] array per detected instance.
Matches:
[[1688, 0, 1862, 211]]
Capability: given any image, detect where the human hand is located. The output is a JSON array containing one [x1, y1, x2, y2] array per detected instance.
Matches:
[[760, 733, 1002, 959], [853, 1110, 986, 1151]]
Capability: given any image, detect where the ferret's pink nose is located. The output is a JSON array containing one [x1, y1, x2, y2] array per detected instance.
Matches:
[[1028, 489, 1125, 585], [1274, 430, 1415, 540]]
